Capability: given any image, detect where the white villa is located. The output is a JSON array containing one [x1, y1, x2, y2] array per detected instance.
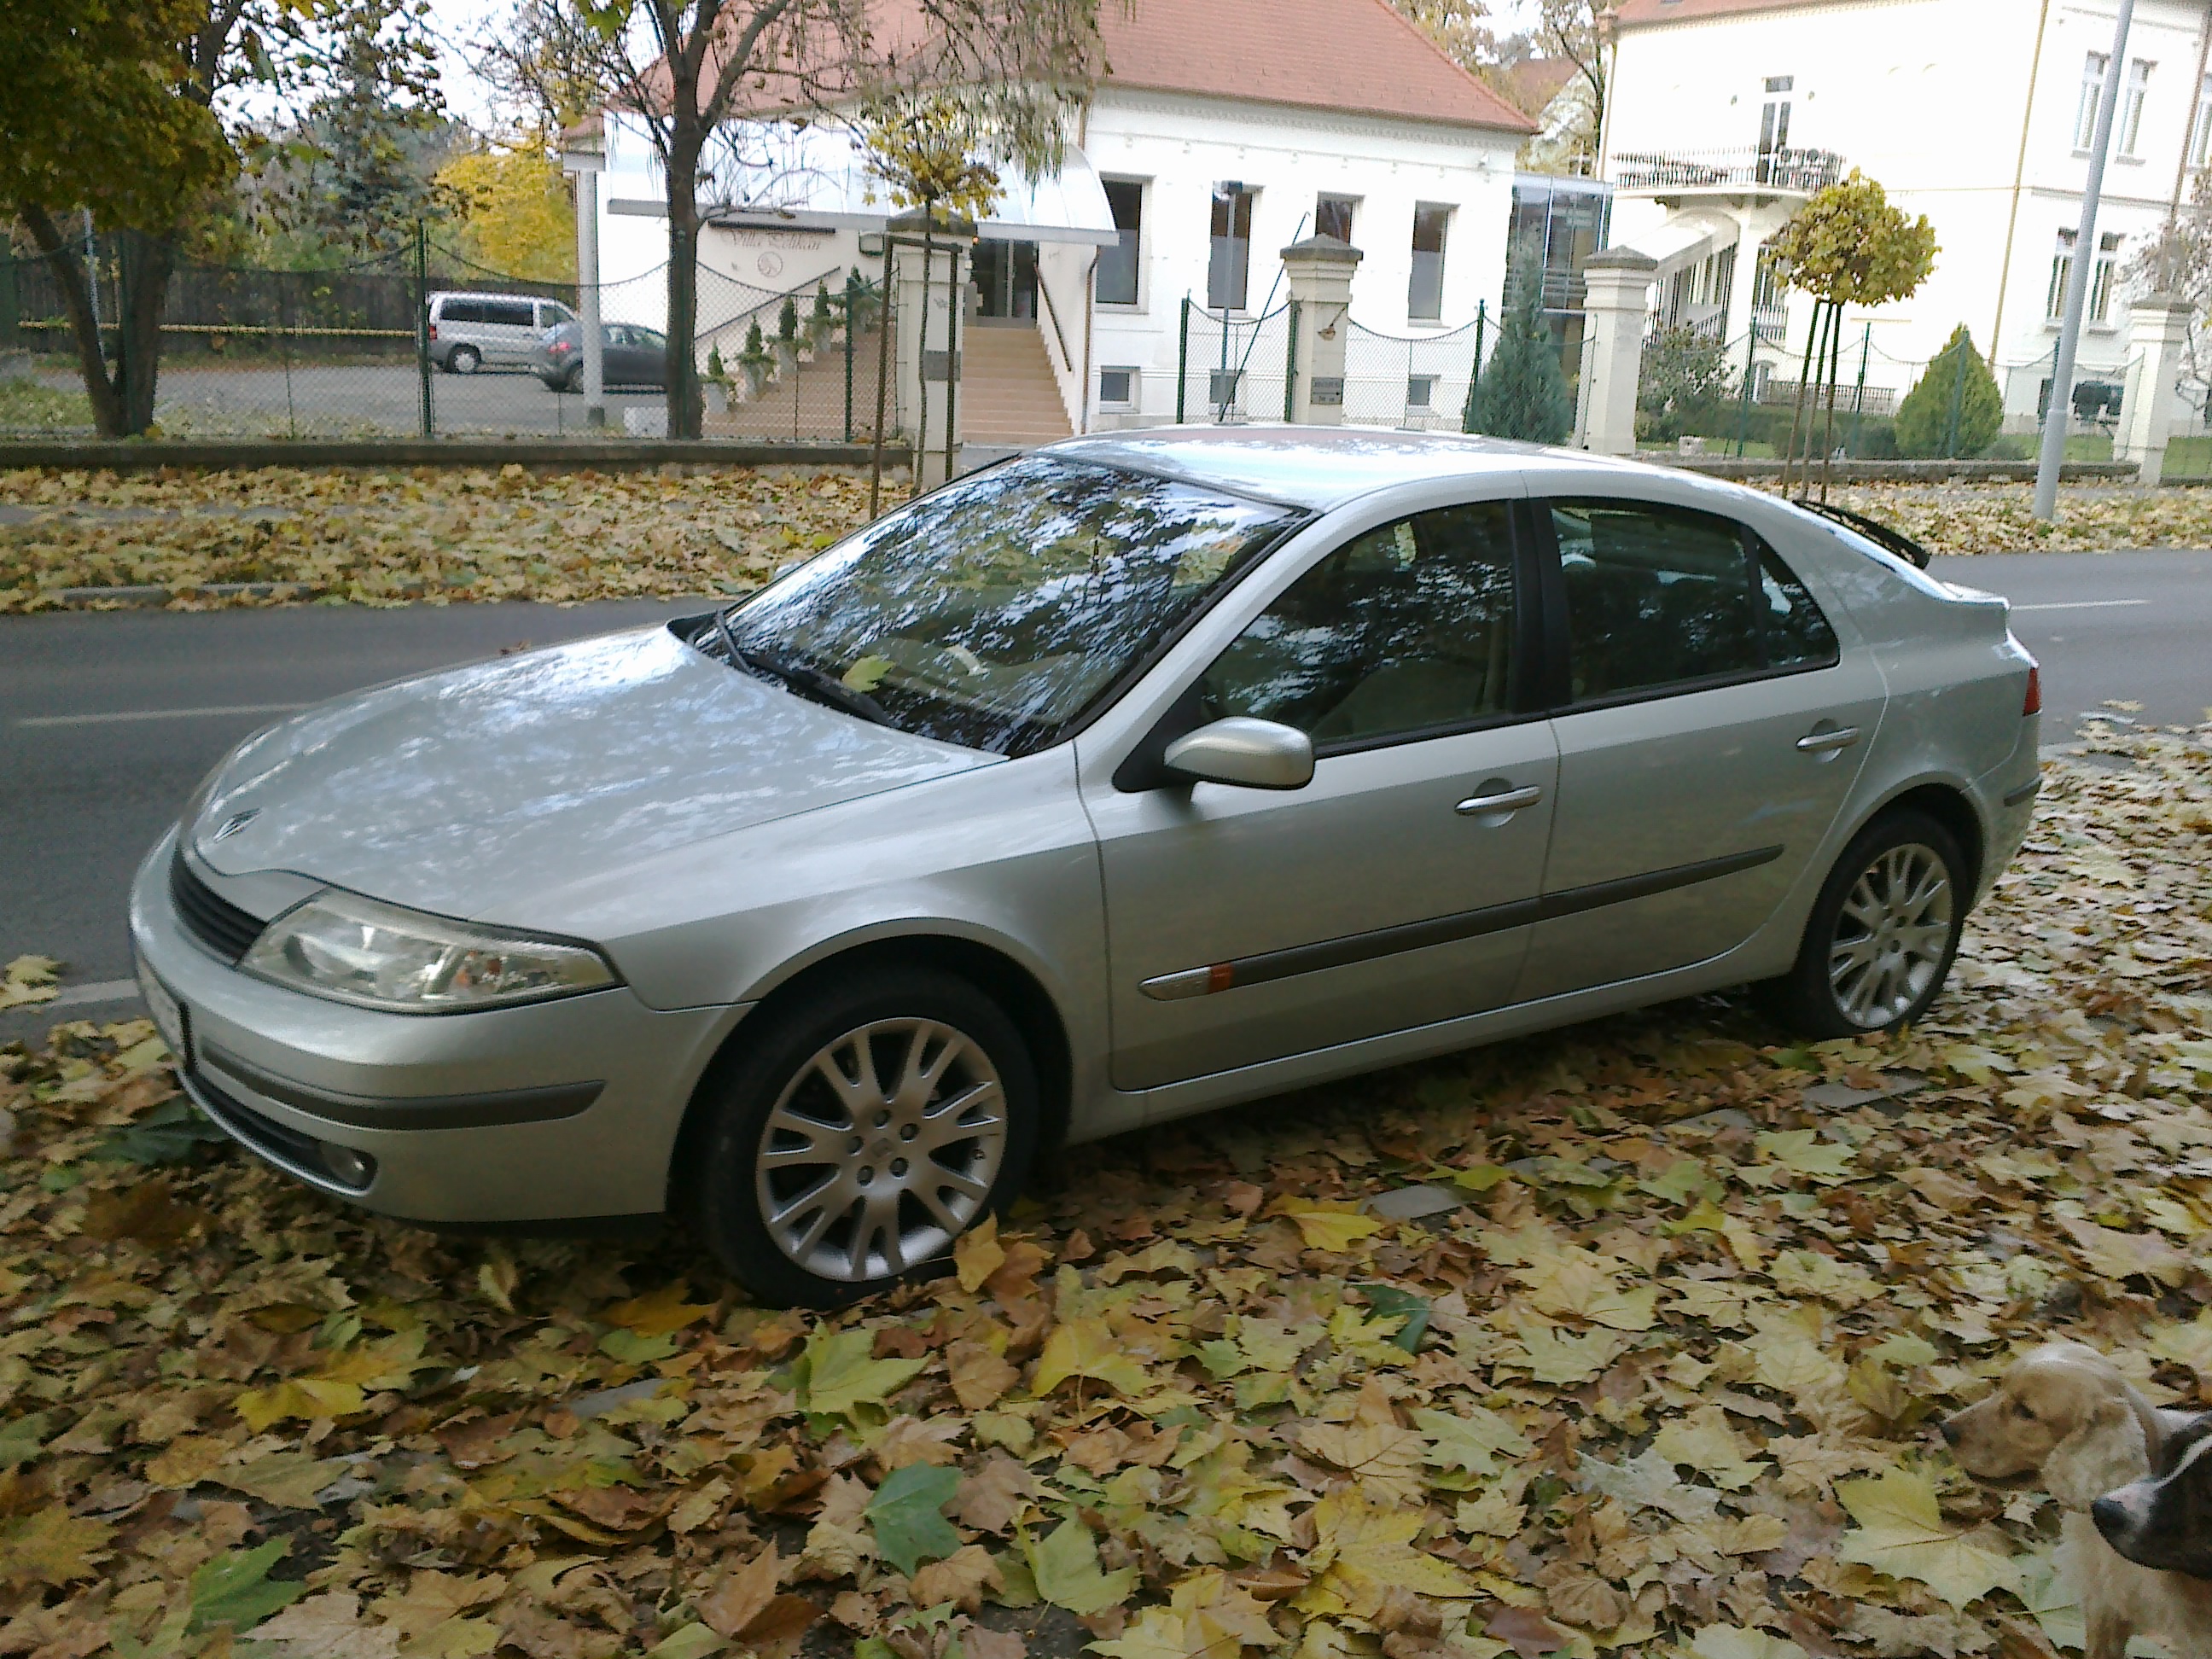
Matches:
[[1601, 0, 2212, 430], [585, 0, 1534, 443]]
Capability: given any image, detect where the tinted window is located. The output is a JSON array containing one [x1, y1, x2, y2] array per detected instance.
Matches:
[[1761, 545, 1839, 668], [1203, 501, 1517, 748], [1098, 181, 1143, 306], [632, 328, 666, 352], [483, 300, 535, 326], [1552, 500, 1760, 701], [722, 456, 1298, 754], [440, 300, 484, 324]]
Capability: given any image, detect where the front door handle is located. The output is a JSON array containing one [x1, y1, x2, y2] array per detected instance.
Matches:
[[1796, 725, 1861, 754], [1456, 784, 1544, 817]]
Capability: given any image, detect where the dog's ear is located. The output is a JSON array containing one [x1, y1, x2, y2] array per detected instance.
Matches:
[[2046, 1392, 2150, 1510]]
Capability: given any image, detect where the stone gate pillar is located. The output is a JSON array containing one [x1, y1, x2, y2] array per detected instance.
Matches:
[[2116, 294, 2192, 486], [1279, 236, 1364, 425], [890, 209, 975, 487], [1576, 248, 1658, 456]]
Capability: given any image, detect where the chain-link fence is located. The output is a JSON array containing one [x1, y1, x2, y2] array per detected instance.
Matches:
[[1174, 300, 1295, 424], [0, 236, 896, 444], [1342, 317, 1484, 430]]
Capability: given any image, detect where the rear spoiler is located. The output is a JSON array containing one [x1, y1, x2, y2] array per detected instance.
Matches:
[[1790, 498, 1934, 570]]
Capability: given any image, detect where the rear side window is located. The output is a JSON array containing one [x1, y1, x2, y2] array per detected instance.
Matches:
[[484, 300, 535, 326], [1204, 500, 1519, 749], [439, 300, 483, 324], [1551, 500, 1760, 700], [1760, 546, 1839, 669]]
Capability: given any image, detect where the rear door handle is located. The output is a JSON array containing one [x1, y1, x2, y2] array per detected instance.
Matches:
[[1456, 785, 1544, 816], [1796, 725, 1860, 754]]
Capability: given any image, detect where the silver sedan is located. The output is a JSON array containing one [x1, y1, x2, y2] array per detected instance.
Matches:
[[130, 429, 2040, 1305]]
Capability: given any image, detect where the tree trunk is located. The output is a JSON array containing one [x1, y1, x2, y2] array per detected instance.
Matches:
[[119, 230, 178, 435], [20, 207, 125, 437], [1780, 302, 1822, 499], [1817, 303, 1844, 502], [663, 127, 703, 441]]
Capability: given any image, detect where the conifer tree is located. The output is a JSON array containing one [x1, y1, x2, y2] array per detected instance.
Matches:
[[1468, 292, 1574, 445], [1894, 325, 2004, 459]]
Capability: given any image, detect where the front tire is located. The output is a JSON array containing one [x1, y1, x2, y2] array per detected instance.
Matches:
[[688, 967, 1037, 1308], [1763, 809, 1967, 1039]]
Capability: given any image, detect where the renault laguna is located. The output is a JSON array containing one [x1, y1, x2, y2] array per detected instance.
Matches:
[[131, 429, 2040, 1306]]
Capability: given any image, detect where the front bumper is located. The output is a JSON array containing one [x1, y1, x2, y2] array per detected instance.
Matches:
[[129, 827, 750, 1224]]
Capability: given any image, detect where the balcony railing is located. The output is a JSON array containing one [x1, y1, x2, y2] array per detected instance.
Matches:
[[1612, 146, 1847, 195]]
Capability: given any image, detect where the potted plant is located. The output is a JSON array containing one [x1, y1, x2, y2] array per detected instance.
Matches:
[[807, 282, 835, 352], [775, 297, 800, 373], [738, 320, 771, 399], [703, 343, 730, 414]]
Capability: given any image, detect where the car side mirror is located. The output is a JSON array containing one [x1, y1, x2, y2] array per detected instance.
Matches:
[[1162, 718, 1314, 790]]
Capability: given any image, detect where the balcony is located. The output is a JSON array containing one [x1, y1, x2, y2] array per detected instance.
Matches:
[[1612, 146, 1847, 196]]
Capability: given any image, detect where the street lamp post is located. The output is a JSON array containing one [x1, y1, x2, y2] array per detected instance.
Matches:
[[561, 123, 608, 431], [2035, 0, 2134, 518]]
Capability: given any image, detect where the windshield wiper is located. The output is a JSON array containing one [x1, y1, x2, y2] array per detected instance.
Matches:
[[715, 620, 891, 727]]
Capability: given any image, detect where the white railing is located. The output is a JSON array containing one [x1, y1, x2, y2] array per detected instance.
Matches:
[[1613, 147, 1846, 195]]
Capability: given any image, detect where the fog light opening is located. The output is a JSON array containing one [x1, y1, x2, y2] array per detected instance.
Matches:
[[322, 1144, 377, 1188]]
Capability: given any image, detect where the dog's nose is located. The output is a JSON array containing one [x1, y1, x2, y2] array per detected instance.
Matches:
[[2092, 1495, 2128, 1541], [1939, 1418, 1962, 1447]]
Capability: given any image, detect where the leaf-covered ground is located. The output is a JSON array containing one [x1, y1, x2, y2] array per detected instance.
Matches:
[[2, 467, 2209, 614], [4, 731, 2212, 1659]]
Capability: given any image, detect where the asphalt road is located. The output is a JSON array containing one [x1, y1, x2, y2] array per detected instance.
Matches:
[[24, 362, 670, 439], [3, 548, 2208, 1039]]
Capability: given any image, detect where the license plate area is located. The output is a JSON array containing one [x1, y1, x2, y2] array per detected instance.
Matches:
[[136, 957, 190, 1069]]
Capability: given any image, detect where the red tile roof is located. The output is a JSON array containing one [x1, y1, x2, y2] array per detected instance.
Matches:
[[1505, 57, 1580, 118], [1100, 0, 1534, 132], [1615, 0, 1834, 25]]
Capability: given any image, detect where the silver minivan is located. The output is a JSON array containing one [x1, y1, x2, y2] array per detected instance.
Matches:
[[427, 291, 577, 373]]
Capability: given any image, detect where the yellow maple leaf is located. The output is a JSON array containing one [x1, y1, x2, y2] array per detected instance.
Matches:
[[1653, 1407, 1768, 1492], [1271, 1202, 1382, 1253], [953, 1212, 1005, 1293], [1295, 1487, 1476, 1620], [1504, 1317, 1624, 1386], [2062, 1218, 2191, 1288], [1837, 1466, 2017, 1609], [0, 1505, 111, 1587], [1032, 1317, 1150, 1398], [1513, 1245, 1658, 1330], [599, 1281, 715, 1336], [1295, 1421, 1428, 1505]]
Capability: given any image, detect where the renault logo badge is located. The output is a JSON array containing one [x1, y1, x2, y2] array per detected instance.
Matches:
[[212, 808, 260, 841]]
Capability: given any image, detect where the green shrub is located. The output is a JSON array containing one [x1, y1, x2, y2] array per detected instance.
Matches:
[[1895, 326, 2003, 458], [1637, 328, 1734, 443], [777, 297, 799, 341], [1468, 294, 1573, 445]]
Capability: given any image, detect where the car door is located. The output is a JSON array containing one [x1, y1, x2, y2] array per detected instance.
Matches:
[[1514, 492, 1886, 1002], [631, 327, 670, 387], [1082, 496, 1559, 1092], [602, 324, 639, 385]]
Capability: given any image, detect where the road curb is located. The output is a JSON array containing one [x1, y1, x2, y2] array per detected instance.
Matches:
[[0, 439, 883, 473]]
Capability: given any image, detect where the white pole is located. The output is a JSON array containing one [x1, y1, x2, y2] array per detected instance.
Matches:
[[575, 168, 605, 429], [2036, 0, 2133, 518]]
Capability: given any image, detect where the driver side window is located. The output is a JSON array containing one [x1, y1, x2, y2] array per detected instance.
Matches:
[[1201, 500, 1519, 749]]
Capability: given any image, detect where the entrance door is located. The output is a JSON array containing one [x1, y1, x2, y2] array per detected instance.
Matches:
[[971, 239, 1039, 320], [1515, 494, 1885, 1001], [1085, 497, 1557, 1091]]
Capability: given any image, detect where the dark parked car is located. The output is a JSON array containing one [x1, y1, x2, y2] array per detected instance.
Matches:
[[533, 322, 669, 392]]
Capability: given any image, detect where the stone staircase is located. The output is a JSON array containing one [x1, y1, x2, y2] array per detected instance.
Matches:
[[702, 329, 888, 442], [958, 321, 1074, 446]]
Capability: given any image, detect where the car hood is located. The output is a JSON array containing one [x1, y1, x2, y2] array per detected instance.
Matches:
[[192, 624, 997, 920]]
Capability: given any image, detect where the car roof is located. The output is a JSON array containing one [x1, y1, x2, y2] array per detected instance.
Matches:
[[1042, 425, 1664, 510]]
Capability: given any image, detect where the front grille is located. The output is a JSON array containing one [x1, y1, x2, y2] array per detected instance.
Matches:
[[170, 849, 265, 963]]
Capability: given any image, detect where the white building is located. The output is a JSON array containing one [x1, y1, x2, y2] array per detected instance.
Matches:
[[1603, 0, 2212, 430], [588, 0, 1533, 442]]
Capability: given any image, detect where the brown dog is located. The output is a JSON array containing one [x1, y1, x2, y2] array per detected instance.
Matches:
[[1942, 1342, 2212, 1659]]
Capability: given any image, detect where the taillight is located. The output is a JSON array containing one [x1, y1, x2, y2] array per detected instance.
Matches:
[[2023, 663, 2042, 717], [428, 323, 438, 341]]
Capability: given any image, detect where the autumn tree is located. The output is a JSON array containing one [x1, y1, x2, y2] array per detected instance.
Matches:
[[437, 146, 578, 280], [0, 0, 442, 437], [1765, 168, 1937, 497], [559, 0, 1107, 441]]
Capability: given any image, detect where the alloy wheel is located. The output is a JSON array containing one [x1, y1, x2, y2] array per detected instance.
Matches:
[[754, 1017, 1007, 1284], [1827, 841, 1953, 1028]]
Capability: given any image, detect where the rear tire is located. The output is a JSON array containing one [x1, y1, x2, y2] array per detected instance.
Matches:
[[687, 967, 1037, 1308], [1761, 809, 1967, 1039], [448, 346, 481, 375]]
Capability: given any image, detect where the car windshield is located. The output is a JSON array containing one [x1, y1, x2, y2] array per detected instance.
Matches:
[[718, 455, 1301, 754]]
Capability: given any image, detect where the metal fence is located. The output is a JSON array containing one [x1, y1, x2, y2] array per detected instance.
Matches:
[[1342, 317, 1486, 430], [1175, 300, 1296, 424], [0, 236, 896, 444]]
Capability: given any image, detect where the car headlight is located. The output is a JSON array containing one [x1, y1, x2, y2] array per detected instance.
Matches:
[[242, 890, 619, 1012]]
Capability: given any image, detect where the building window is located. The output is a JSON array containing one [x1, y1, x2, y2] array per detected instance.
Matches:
[[2093, 231, 2123, 322], [1315, 194, 1358, 243], [1208, 184, 1255, 312], [1098, 367, 1137, 407], [2049, 229, 2124, 322], [1097, 180, 1143, 306], [1407, 375, 1437, 409], [2120, 59, 2153, 156], [2193, 73, 2212, 166], [1409, 203, 1452, 321], [1760, 76, 1793, 154], [2078, 52, 2110, 149]]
